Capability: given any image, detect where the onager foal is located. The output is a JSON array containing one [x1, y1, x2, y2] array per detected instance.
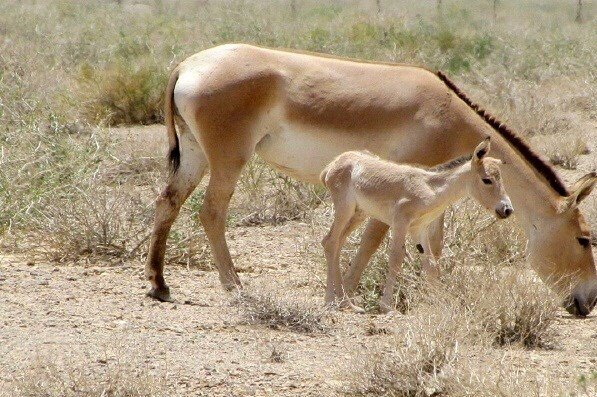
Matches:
[[320, 138, 513, 313]]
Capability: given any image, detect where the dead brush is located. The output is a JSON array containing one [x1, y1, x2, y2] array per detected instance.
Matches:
[[9, 356, 166, 397], [435, 266, 558, 349], [30, 184, 154, 262], [437, 203, 558, 349], [343, 306, 472, 397], [233, 288, 330, 334], [76, 59, 167, 126]]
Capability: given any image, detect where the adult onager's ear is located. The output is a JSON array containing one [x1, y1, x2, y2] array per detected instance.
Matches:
[[563, 172, 596, 211], [473, 137, 491, 161]]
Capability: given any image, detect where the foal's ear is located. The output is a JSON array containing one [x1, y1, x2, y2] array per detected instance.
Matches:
[[563, 172, 597, 211], [473, 137, 491, 160]]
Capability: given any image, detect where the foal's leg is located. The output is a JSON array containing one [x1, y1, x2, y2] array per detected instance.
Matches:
[[339, 209, 366, 244], [380, 223, 407, 314], [322, 199, 357, 308], [146, 131, 208, 301], [343, 219, 389, 294]]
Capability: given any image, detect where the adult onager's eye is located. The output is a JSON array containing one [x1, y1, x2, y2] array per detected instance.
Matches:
[[482, 178, 492, 185], [577, 237, 590, 248]]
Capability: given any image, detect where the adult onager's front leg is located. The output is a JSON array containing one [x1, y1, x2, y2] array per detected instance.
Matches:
[[380, 220, 408, 313]]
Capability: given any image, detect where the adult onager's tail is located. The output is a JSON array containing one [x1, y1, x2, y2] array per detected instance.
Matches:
[[164, 65, 181, 173]]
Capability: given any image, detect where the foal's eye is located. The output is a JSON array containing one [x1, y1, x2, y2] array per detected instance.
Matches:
[[577, 237, 591, 248], [482, 178, 492, 185]]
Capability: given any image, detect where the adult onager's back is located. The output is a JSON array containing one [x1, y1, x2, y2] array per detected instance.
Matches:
[[145, 44, 596, 316], [320, 139, 512, 312]]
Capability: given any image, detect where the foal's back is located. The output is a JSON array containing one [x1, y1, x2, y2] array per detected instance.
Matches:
[[321, 151, 433, 224]]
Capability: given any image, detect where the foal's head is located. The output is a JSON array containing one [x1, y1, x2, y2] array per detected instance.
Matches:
[[469, 138, 513, 219]]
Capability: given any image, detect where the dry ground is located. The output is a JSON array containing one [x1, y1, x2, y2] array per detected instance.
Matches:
[[1, 233, 596, 396], [1, 125, 596, 396]]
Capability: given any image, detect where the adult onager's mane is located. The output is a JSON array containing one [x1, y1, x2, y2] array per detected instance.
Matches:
[[436, 71, 569, 197]]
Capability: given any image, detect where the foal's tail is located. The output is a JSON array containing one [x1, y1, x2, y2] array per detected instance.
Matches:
[[164, 64, 181, 174], [319, 163, 332, 187]]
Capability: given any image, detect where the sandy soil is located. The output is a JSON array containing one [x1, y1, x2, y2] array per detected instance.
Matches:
[[1, 125, 596, 396]]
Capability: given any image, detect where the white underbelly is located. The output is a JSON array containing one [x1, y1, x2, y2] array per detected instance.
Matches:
[[254, 113, 402, 185], [353, 191, 394, 225]]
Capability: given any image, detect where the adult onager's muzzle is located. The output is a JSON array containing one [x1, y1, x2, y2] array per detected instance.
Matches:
[[495, 201, 513, 219], [563, 294, 597, 317]]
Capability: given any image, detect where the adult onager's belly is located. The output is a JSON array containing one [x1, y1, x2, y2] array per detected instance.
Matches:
[[254, 109, 415, 185]]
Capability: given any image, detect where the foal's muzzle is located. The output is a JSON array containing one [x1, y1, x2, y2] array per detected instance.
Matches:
[[495, 206, 513, 219]]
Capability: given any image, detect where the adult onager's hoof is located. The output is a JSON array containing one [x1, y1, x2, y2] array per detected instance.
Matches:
[[146, 286, 173, 302], [219, 272, 242, 292]]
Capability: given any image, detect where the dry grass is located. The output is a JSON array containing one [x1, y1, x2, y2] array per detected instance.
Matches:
[[344, 309, 465, 397], [343, 306, 564, 397], [233, 288, 331, 334], [233, 158, 327, 226], [533, 133, 591, 170], [30, 185, 154, 262], [438, 267, 559, 349], [8, 357, 167, 397]]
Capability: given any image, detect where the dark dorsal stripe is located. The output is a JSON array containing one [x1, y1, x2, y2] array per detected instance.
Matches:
[[436, 71, 569, 197]]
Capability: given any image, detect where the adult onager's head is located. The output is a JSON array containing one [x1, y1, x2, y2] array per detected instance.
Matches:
[[467, 138, 512, 220], [537, 172, 596, 317]]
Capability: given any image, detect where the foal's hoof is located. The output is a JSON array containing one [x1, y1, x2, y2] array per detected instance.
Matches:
[[146, 286, 173, 302], [340, 301, 366, 314], [379, 302, 395, 314]]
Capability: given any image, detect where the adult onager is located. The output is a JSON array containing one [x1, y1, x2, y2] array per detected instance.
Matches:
[[320, 139, 512, 312], [145, 44, 597, 316]]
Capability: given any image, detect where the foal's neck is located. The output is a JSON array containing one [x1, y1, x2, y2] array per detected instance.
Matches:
[[428, 162, 473, 208]]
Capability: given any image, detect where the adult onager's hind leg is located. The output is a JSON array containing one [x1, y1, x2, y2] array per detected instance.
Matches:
[[199, 156, 250, 291], [146, 132, 208, 301]]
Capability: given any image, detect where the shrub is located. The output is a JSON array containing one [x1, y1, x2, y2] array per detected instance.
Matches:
[[439, 267, 558, 349], [30, 184, 154, 262], [77, 59, 167, 126], [343, 307, 471, 397], [233, 289, 330, 334]]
